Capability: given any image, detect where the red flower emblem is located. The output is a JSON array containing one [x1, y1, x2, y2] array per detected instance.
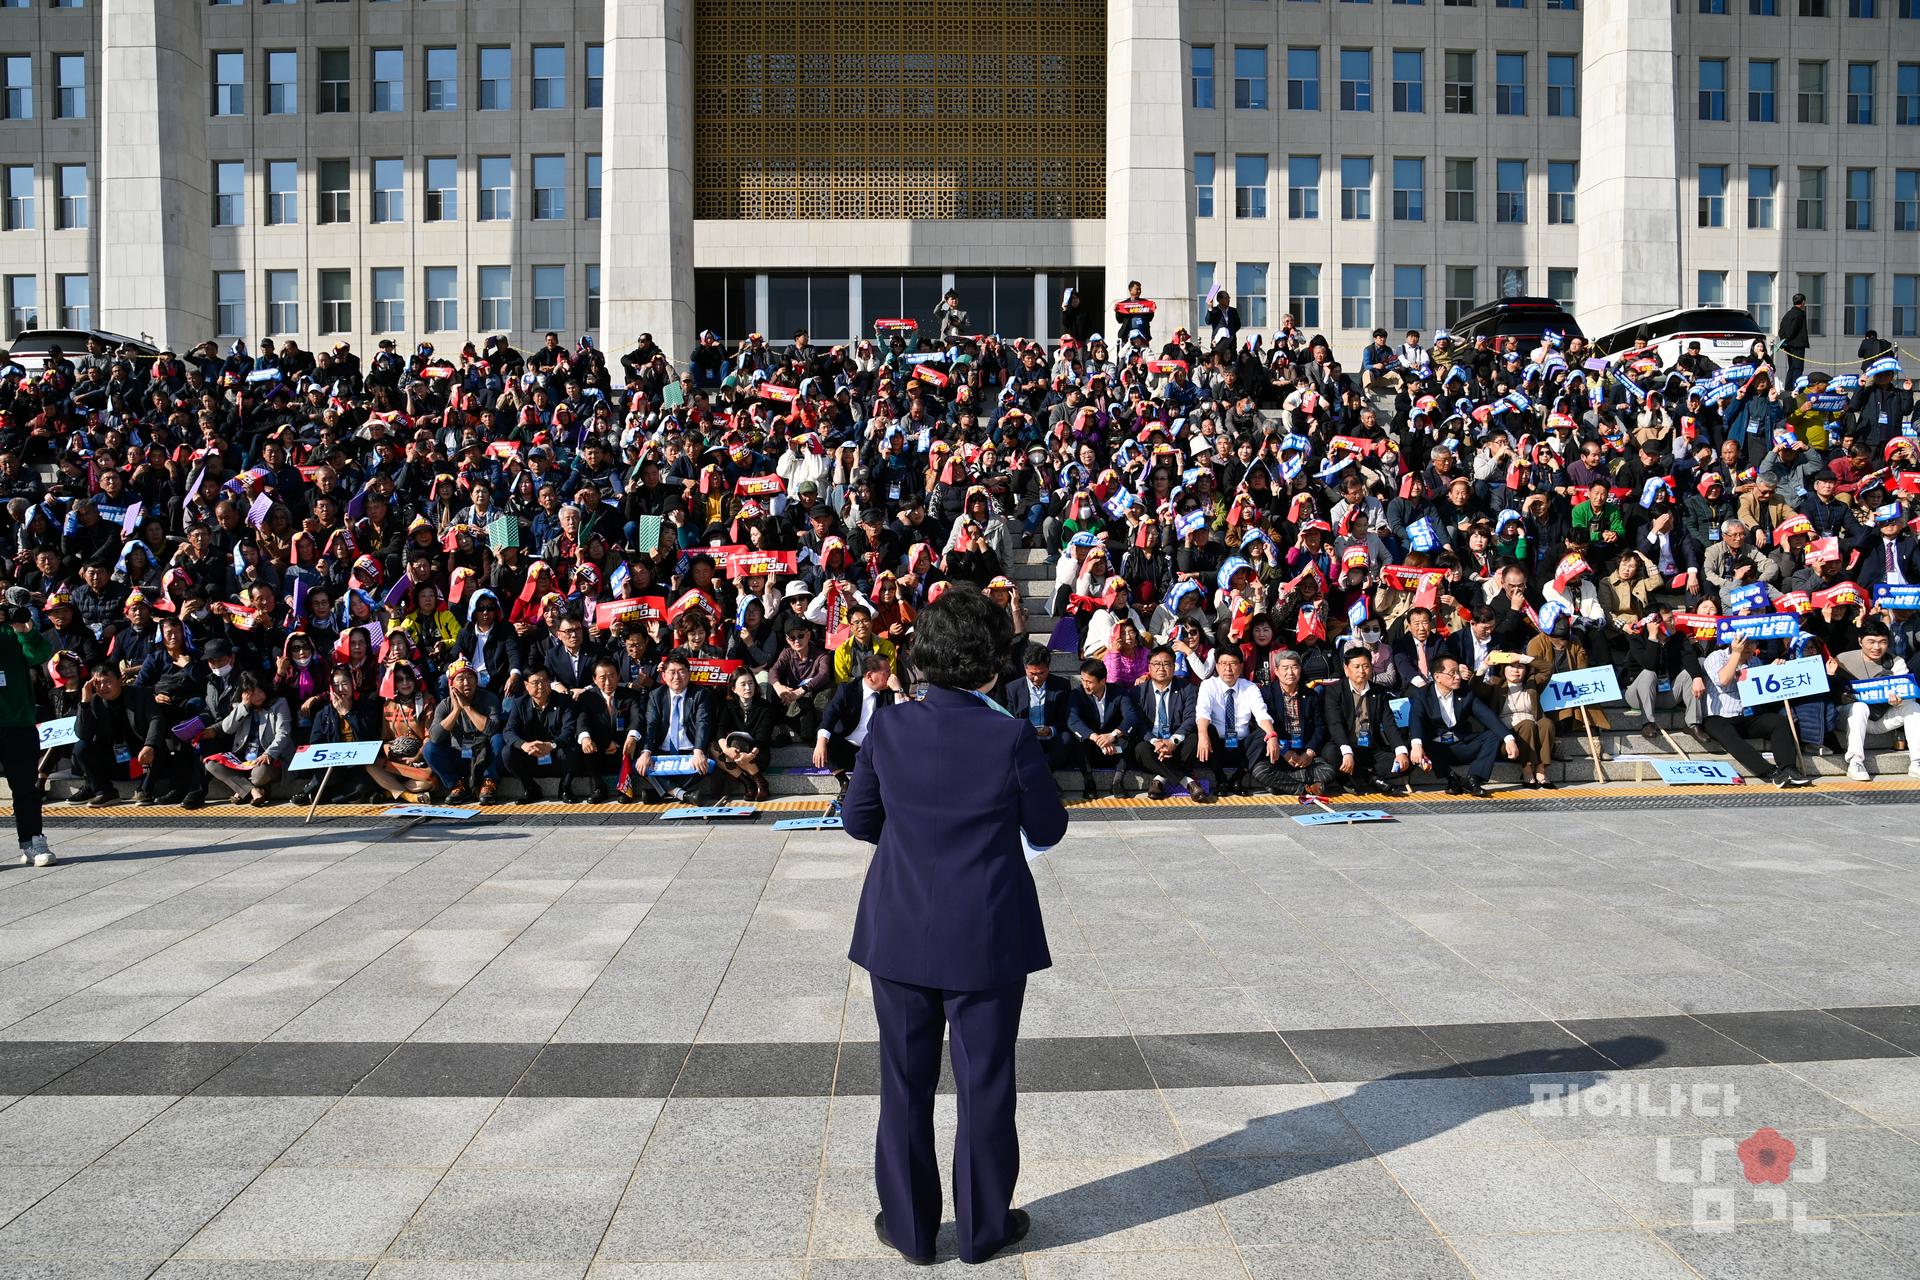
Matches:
[[1737, 1127, 1797, 1185]]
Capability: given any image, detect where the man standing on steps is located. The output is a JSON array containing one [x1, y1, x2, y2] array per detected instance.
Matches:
[[0, 606, 55, 867], [1778, 292, 1811, 392]]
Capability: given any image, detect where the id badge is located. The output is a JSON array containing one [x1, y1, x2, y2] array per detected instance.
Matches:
[[1357, 729, 1372, 747], [1224, 736, 1239, 750], [478, 669, 490, 687], [1287, 735, 1305, 750], [1658, 678, 1673, 694], [888, 483, 903, 501], [1437, 731, 1459, 745], [113, 746, 131, 765], [537, 753, 552, 766], [461, 745, 475, 759], [0, 671, 9, 688]]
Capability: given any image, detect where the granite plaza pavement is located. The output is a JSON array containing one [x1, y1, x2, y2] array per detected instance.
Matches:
[[0, 802, 1917, 1278]]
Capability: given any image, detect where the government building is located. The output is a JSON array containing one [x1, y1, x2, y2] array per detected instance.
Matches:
[[0, 0, 1916, 363]]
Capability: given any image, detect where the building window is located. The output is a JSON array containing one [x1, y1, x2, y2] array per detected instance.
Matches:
[[1702, 0, 1727, 10], [1546, 54, 1576, 116], [1698, 164, 1727, 226], [265, 50, 296, 116], [1392, 265, 1426, 330], [1853, 0, 1875, 14], [1289, 263, 1320, 328], [1753, 0, 1778, 10], [1392, 157, 1424, 221], [1846, 167, 1874, 229], [53, 53, 82, 119], [1748, 59, 1776, 121], [1797, 166, 1826, 229], [1896, 168, 1918, 230], [1546, 161, 1576, 223], [317, 48, 349, 114], [266, 269, 298, 334], [55, 164, 84, 229], [1285, 46, 1317, 110], [532, 265, 565, 330], [1237, 46, 1270, 110], [532, 154, 565, 220], [1236, 263, 1269, 328], [1339, 48, 1372, 111], [425, 156, 457, 221], [479, 265, 511, 331], [1899, 63, 1919, 125], [1234, 154, 1268, 218], [5, 276, 35, 338], [585, 44, 604, 109], [1445, 157, 1475, 221], [586, 263, 600, 331], [1698, 270, 1727, 307], [1495, 52, 1525, 115], [585, 154, 601, 220], [1340, 264, 1373, 329], [212, 51, 244, 117], [370, 157, 402, 223], [1499, 266, 1528, 298], [426, 265, 459, 332], [215, 271, 245, 336], [1699, 58, 1727, 120], [1496, 159, 1525, 223], [1848, 61, 1875, 123], [1748, 164, 1776, 227], [1798, 273, 1825, 334], [1748, 271, 1777, 329], [1799, 60, 1827, 123], [530, 44, 565, 110], [1194, 153, 1215, 218], [1191, 45, 1214, 109], [266, 160, 297, 225], [478, 46, 510, 111], [214, 160, 244, 226], [1444, 51, 1474, 113], [319, 268, 350, 334], [2, 56, 29, 122], [1340, 155, 1372, 220], [478, 156, 511, 221], [1392, 49, 1423, 111], [1445, 266, 1476, 324], [424, 47, 457, 111], [370, 48, 403, 113], [3, 167, 31, 232], [371, 267, 403, 333], [1288, 154, 1319, 219], [318, 158, 350, 225], [1893, 274, 1918, 338], [1547, 267, 1576, 310], [1801, 0, 1829, 14], [1844, 273, 1872, 334]]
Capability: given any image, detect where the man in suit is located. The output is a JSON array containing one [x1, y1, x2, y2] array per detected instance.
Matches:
[[1194, 648, 1276, 795], [1406, 654, 1518, 797], [845, 586, 1065, 1266], [1390, 607, 1447, 690], [633, 650, 711, 801], [1128, 645, 1208, 801], [1778, 291, 1810, 391], [500, 667, 580, 802], [1442, 606, 1499, 678], [1636, 503, 1705, 605], [1321, 645, 1412, 795], [573, 655, 641, 802], [815, 654, 897, 791], [1249, 650, 1337, 796], [1002, 643, 1074, 781], [1852, 502, 1920, 592], [540, 613, 600, 697], [1066, 659, 1143, 798]]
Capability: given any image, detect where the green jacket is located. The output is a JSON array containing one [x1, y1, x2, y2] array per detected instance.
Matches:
[[0, 627, 53, 730]]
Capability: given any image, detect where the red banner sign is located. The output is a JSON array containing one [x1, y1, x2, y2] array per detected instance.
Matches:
[[593, 595, 667, 630], [686, 656, 741, 686], [733, 474, 785, 498]]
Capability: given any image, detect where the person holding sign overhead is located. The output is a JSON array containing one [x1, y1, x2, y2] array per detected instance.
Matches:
[[1837, 622, 1920, 781], [4, 607, 56, 865]]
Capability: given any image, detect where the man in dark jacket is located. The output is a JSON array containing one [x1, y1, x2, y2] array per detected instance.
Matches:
[[815, 655, 897, 789], [575, 656, 642, 802], [1406, 654, 1517, 797], [1066, 659, 1143, 798], [1250, 650, 1337, 795], [1002, 644, 1075, 778], [501, 667, 579, 802], [72, 665, 175, 806], [1777, 293, 1811, 390], [1128, 646, 1206, 801], [635, 650, 712, 801], [1321, 646, 1412, 795]]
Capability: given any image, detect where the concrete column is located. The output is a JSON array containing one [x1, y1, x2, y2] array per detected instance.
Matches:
[[1104, 0, 1194, 338], [98, 0, 211, 348], [1576, 0, 1681, 337], [600, 0, 695, 364]]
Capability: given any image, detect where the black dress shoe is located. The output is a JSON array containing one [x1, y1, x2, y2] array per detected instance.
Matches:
[[874, 1212, 934, 1266], [1146, 776, 1167, 800], [1183, 775, 1215, 803], [973, 1209, 1032, 1263], [1079, 772, 1098, 799], [1461, 777, 1491, 798], [1445, 774, 1465, 796]]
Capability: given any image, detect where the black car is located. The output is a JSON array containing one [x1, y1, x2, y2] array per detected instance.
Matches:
[[1444, 297, 1584, 346]]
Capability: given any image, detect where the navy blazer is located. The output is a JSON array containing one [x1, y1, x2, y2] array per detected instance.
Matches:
[[1260, 682, 1328, 753], [1406, 683, 1505, 744], [1067, 685, 1143, 740], [1851, 532, 1920, 591], [1390, 633, 1447, 688], [1002, 673, 1072, 737], [640, 683, 712, 753], [1321, 678, 1408, 753], [1129, 680, 1197, 741], [846, 686, 1068, 990], [502, 692, 576, 749], [821, 680, 897, 742], [541, 640, 600, 693]]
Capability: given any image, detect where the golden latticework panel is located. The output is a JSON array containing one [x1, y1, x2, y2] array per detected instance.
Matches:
[[693, 0, 1106, 220]]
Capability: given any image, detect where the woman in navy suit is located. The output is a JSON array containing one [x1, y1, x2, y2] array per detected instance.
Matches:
[[845, 585, 1069, 1266]]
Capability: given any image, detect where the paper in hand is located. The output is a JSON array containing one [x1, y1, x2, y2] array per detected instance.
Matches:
[[1022, 830, 1053, 863]]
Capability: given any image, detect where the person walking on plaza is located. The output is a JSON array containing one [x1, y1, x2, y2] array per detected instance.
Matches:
[[1, 607, 54, 867], [846, 586, 1067, 1266]]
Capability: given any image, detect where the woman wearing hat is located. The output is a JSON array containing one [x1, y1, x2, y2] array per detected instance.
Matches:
[[1480, 652, 1555, 788]]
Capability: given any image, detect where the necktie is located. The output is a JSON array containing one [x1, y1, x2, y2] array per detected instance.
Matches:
[[1888, 540, 1898, 581], [670, 694, 684, 746], [1417, 644, 1430, 678], [1224, 685, 1238, 738], [1155, 689, 1170, 737]]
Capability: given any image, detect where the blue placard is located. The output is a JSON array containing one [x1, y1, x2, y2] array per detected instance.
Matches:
[[382, 805, 479, 820], [1737, 655, 1831, 707], [1851, 675, 1920, 705], [1406, 516, 1442, 554], [660, 806, 757, 821], [648, 754, 706, 776], [1538, 664, 1623, 712], [1807, 393, 1851, 413], [1389, 697, 1412, 728], [772, 816, 846, 832], [1649, 759, 1741, 786], [1293, 809, 1396, 826], [289, 740, 384, 771], [1717, 614, 1800, 642], [36, 716, 78, 750], [1873, 584, 1920, 611]]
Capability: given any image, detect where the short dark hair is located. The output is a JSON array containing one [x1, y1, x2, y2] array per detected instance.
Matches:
[[914, 586, 1016, 690], [1859, 619, 1893, 640], [1078, 659, 1106, 679], [1147, 645, 1175, 663], [1022, 643, 1052, 669]]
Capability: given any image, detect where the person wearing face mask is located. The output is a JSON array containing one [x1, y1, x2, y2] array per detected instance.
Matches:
[[200, 638, 241, 725]]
